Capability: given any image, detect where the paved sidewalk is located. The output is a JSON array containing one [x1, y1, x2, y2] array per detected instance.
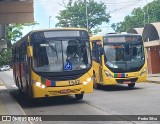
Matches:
[[147, 73, 160, 84], [0, 80, 30, 124]]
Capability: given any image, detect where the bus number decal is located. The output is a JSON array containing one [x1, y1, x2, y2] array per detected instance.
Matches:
[[69, 80, 80, 86]]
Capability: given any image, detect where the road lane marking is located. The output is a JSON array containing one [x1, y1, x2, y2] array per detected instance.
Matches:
[[0, 86, 7, 90], [11, 84, 17, 88]]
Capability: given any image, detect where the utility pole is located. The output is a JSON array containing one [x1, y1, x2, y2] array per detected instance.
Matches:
[[143, 11, 145, 26], [0, 24, 7, 53], [146, 0, 149, 23], [84, 0, 89, 31], [49, 16, 52, 28]]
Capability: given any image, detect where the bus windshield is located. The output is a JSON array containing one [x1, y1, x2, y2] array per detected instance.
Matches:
[[104, 40, 145, 73], [33, 38, 91, 72]]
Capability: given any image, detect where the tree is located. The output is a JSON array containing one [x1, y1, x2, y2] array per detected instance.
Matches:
[[6, 22, 39, 48], [111, 7, 144, 33], [56, 0, 110, 34], [0, 24, 24, 66], [6, 24, 23, 48], [112, 0, 160, 32], [0, 48, 12, 66], [0, 22, 39, 66]]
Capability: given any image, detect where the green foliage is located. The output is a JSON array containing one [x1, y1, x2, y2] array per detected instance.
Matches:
[[112, 0, 160, 32], [0, 24, 23, 66], [6, 24, 23, 48], [6, 22, 39, 48], [56, 0, 110, 34], [0, 48, 12, 66], [0, 22, 38, 65], [91, 26, 102, 35], [23, 22, 39, 27]]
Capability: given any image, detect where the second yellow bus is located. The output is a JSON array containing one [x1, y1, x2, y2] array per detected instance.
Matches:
[[90, 33, 147, 88]]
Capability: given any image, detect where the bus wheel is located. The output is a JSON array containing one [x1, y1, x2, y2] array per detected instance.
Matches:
[[128, 83, 135, 88], [75, 94, 83, 100], [26, 96, 35, 104], [17, 78, 23, 94]]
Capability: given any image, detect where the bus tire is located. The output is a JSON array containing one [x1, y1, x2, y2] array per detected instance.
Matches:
[[128, 83, 135, 88], [16, 78, 23, 94], [26, 96, 35, 104], [75, 94, 83, 100], [26, 80, 30, 96]]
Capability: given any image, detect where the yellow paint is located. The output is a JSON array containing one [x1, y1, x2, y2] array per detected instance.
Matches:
[[27, 46, 33, 57], [13, 28, 94, 98], [90, 35, 147, 86], [31, 68, 93, 98]]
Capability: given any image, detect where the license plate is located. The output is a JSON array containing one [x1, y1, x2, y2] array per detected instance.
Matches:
[[60, 89, 70, 94], [123, 81, 131, 84]]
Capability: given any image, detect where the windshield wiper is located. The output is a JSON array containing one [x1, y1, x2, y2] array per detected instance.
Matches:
[[42, 39, 58, 59], [76, 38, 89, 48]]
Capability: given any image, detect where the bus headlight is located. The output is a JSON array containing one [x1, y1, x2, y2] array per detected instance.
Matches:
[[104, 70, 113, 78], [35, 82, 41, 87], [83, 77, 92, 85], [140, 68, 147, 76], [83, 81, 88, 85], [35, 82, 46, 89], [87, 77, 92, 82], [41, 84, 46, 89]]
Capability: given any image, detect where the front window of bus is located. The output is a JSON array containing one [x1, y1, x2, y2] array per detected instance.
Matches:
[[104, 35, 145, 73], [32, 32, 91, 72]]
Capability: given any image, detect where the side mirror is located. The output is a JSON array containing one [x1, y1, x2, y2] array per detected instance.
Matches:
[[27, 46, 33, 57]]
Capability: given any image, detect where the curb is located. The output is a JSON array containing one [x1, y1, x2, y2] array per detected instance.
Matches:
[[0, 79, 4, 86], [0, 79, 33, 124], [146, 80, 160, 84]]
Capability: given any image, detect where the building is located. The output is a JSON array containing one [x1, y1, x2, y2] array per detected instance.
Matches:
[[0, 0, 34, 52], [143, 23, 160, 74], [128, 28, 144, 36], [128, 22, 160, 74]]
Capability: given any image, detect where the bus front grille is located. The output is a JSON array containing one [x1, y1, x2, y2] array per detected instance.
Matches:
[[116, 78, 138, 84]]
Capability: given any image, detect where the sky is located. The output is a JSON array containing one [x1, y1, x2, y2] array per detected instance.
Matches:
[[22, 0, 154, 36]]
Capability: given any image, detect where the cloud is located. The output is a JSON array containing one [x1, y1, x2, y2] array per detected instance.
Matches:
[[37, 0, 69, 20], [38, 0, 153, 24], [21, 0, 154, 36]]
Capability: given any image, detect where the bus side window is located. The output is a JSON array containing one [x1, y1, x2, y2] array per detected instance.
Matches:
[[92, 42, 96, 60], [15, 47, 19, 63], [92, 41, 101, 63], [20, 45, 24, 62], [40, 46, 49, 66]]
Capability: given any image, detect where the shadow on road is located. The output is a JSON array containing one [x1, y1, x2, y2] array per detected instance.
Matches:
[[9, 84, 144, 108], [10, 89, 86, 108], [94, 84, 143, 92]]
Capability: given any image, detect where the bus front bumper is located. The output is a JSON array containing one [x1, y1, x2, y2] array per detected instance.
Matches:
[[102, 74, 147, 85], [32, 82, 93, 98]]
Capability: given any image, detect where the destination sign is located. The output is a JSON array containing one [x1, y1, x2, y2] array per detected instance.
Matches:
[[104, 35, 142, 43], [44, 31, 80, 38]]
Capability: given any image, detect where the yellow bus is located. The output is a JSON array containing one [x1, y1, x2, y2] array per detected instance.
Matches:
[[12, 28, 93, 100], [90, 34, 147, 88]]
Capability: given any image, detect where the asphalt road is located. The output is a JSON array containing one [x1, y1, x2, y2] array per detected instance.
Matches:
[[0, 71, 160, 124]]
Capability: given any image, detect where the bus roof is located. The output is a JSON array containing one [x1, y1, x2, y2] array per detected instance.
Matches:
[[104, 33, 141, 37], [91, 33, 141, 37], [29, 28, 88, 34], [12, 28, 88, 48], [90, 33, 142, 43]]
